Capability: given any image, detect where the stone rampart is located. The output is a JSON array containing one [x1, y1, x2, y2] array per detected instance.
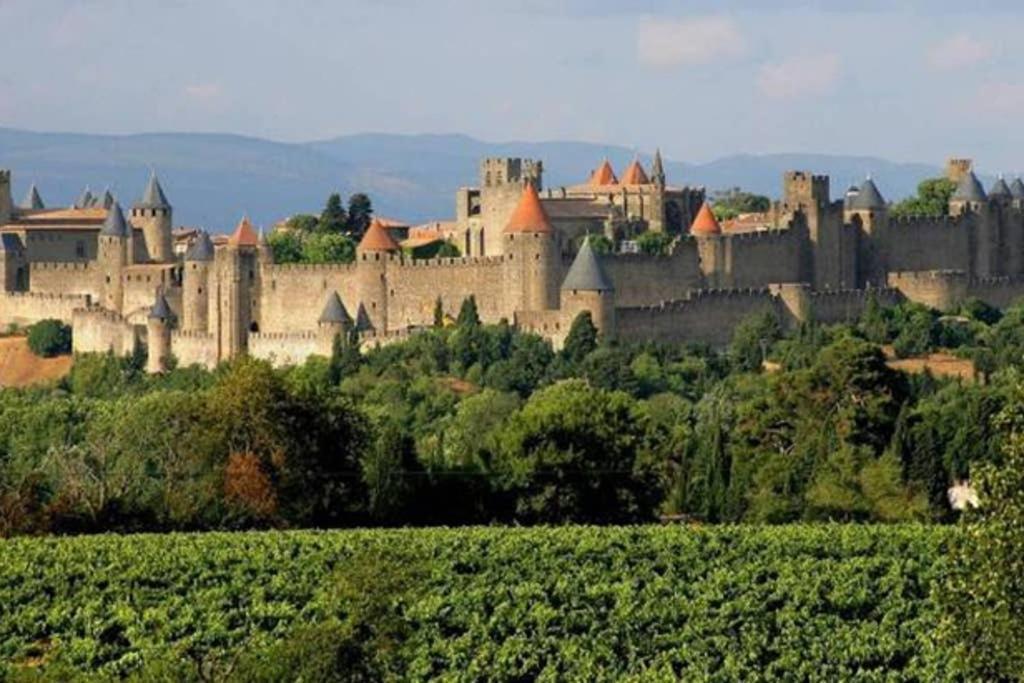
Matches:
[[28, 261, 100, 296], [0, 291, 91, 328], [616, 288, 778, 347], [71, 307, 137, 356], [603, 240, 703, 307], [170, 329, 219, 369]]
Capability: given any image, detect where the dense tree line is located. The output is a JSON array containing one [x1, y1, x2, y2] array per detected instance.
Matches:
[[266, 191, 374, 265], [2, 294, 1023, 535]]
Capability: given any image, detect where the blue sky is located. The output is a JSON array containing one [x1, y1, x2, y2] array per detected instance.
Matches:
[[1, 1, 1023, 170]]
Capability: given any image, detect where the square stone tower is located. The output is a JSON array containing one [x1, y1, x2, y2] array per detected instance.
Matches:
[[479, 158, 542, 257]]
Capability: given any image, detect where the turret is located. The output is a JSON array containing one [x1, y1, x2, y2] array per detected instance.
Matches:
[[620, 158, 650, 186], [131, 172, 173, 263], [1010, 177, 1024, 209], [479, 157, 543, 257], [989, 176, 1012, 207], [0, 170, 11, 224], [502, 182, 559, 314], [949, 170, 987, 216], [74, 186, 93, 210], [146, 293, 173, 374], [689, 201, 727, 287], [560, 236, 615, 341], [0, 234, 27, 292], [317, 291, 353, 352], [651, 149, 666, 188], [844, 176, 887, 232], [18, 183, 43, 211], [355, 218, 399, 332], [182, 231, 214, 332], [98, 202, 129, 311], [589, 159, 618, 187]]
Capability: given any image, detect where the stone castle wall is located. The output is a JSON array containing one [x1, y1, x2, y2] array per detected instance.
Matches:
[[170, 330, 218, 369], [29, 261, 100, 297], [71, 307, 137, 356], [725, 227, 806, 288], [966, 276, 1024, 309], [879, 216, 971, 274], [248, 330, 322, 368], [389, 256, 509, 326], [259, 263, 358, 332], [603, 241, 703, 308], [0, 291, 91, 328], [887, 270, 969, 311], [617, 289, 778, 347]]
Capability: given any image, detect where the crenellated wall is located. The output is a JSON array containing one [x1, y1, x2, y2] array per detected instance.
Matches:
[[389, 255, 509, 327], [616, 289, 778, 347], [71, 307, 137, 356], [170, 330, 218, 369], [0, 291, 91, 328], [725, 226, 807, 289], [877, 216, 971, 274], [259, 263, 358, 332], [965, 276, 1024, 309], [602, 240, 703, 307], [888, 270, 969, 311], [29, 261, 100, 297], [248, 330, 322, 367]]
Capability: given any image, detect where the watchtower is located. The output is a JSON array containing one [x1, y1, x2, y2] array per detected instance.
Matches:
[[131, 173, 174, 263], [480, 157, 543, 257]]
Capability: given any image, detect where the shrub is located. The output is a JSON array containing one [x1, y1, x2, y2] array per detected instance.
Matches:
[[26, 319, 71, 357]]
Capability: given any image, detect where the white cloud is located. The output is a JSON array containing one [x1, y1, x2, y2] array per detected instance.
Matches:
[[927, 34, 993, 70], [756, 54, 840, 99], [636, 16, 745, 68], [183, 83, 223, 101], [972, 82, 1024, 115]]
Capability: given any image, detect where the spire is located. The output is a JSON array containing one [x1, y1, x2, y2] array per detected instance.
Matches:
[[952, 171, 987, 203], [100, 202, 129, 237], [620, 158, 650, 185], [19, 184, 43, 210], [503, 182, 553, 234], [562, 236, 613, 292], [228, 216, 259, 247], [136, 172, 170, 209], [75, 186, 93, 209], [989, 175, 1011, 198], [850, 176, 885, 210], [589, 159, 618, 186], [689, 202, 721, 236], [148, 293, 173, 320], [319, 291, 352, 325], [651, 148, 665, 184], [358, 217, 401, 251], [1010, 177, 1024, 200], [95, 187, 114, 210], [184, 231, 214, 261], [354, 302, 374, 331]]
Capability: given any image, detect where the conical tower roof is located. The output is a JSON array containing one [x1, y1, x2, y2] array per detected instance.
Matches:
[[850, 177, 886, 210], [149, 293, 173, 320], [1010, 178, 1024, 200], [562, 236, 613, 292], [503, 182, 553, 234], [953, 171, 987, 202], [651, 149, 665, 179], [75, 186, 93, 209], [95, 188, 114, 210], [589, 159, 618, 186], [100, 202, 129, 237], [355, 303, 374, 331], [184, 231, 214, 261], [989, 176, 1011, 198], [136, 172, 170, 209], [689, 202, 721, 236], [19, 184, 43, 210], [319, 291, 352, 325], [228, 216, 259, 247], [620, 159, 650, 185], [358, 217, 401, 251]]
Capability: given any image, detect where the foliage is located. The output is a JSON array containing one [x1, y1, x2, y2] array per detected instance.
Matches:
[[710, 187, 771, 220], [0, 525, 952, 680], [267, 228, 355, 265], [729, 310, 781, 372], [26, 319, 71, 357], [635, 230, 673, 255], [318, 193, 347, 234], [562, 311, 598, 365], [346, 193, 373, 236], [890, 177, 956, 219], [456, 295, 480, 328]]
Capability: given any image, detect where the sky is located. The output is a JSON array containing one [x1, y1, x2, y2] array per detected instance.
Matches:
[[1, 0, 1023, 170]]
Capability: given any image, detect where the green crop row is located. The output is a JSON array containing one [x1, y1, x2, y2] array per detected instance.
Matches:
[[0, 525, 952, 681]]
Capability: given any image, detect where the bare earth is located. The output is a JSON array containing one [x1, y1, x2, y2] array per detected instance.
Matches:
[[0, 337, 72, 388]]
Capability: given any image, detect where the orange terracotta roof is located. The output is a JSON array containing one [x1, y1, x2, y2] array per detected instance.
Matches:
[[228, 216, 259, 247], [504, 183, 553, 234], [589, 159, 618, 186], [375, 216, 408, 228], [358, 217, 401, 251], [620, 159, 650, 185], [690, 202, 722, 236]]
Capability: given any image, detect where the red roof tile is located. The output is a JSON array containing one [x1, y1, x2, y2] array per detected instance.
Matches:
[[358, 217, 401, 251], [504, 183, 553, 234], [690, 202, 722, 236], [620, 159, 650, 185], [589, 159, 618, 186], [228, 217, 259, 247]]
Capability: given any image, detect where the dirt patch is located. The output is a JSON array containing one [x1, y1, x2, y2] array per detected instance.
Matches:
[[882, 347, 975, 381], [0, 337, 72, 388]]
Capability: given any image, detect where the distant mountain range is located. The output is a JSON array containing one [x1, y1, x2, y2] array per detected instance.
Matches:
[[0, 128, 952, 233]]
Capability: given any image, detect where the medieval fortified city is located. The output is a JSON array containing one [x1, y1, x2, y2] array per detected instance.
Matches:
[[0, 155, 1018, 371]]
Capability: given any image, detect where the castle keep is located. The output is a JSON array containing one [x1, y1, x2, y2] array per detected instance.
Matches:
[[1, 154, 1023, 371]]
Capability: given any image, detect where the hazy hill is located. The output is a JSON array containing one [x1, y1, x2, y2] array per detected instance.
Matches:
[[0, 128, 948, 232]]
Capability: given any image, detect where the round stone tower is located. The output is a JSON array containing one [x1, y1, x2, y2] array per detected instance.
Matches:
[[317, 290, 352, 352], [146, 293, 173, 374], [182, 231, 214, 332], [502, 182, 559, 314], [98, 202, 130, 312], [689, 201, 726, 288], [355, 218, 399, 333], [844, 176, 888, 233], [131, 173, 174, 263], [560, 236, 615, 340]]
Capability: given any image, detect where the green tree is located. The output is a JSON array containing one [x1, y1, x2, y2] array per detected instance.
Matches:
[[347, 193, 374, 236], [636, 231, 673, 255], [285, 214, 319, 232], [456, 296, 480, 328], [890, 177, 956, 218], [435, 241, 460, 258], [26, 319, 71, 357], [729, 311, 781, 372], [266, 230, 304, 264], [433, 297, 444, 328], [302, 232, 356, 264], [318, 193, 348, 234], [711, 187, 771, 221], [562, 311, 598, 366]]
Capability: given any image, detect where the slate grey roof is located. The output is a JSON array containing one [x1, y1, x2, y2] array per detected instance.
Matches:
[[953, 171, 987, 202], [1011, 178, 1024, 200], [562, 236, 613, 292], [0, 234, 24, 252], [19, 184, 43, 210], [149, 294, 173, 320], [184, 231, 214, 261], [989, 177, 1012, 197], [95, 188, 115, 210], [74, 187, 93, 209], [135, 173, 170, 209], [100, 202, 129, 237], [850, 177, 885, 210], [355, 303, 374, 331], [319, 291, 352, 325]]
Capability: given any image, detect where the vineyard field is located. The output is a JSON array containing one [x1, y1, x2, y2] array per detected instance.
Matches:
[[0, 525, 952, 680]]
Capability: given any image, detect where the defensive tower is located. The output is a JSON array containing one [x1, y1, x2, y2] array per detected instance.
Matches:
[[131, 173, 174, 263]]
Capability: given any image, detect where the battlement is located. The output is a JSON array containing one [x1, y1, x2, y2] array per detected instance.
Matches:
[[30, 261, 95, 272], [170, 329, 214, 340], [0, 170, 9, 183], [72, 305, 126, 323], [887, 214, 965, 227], [4, 290, 90, 303], [889, 269, 968, 282], [264, 262, 357, 274], [400, 255, 506, 268], [480, 157, 543, 189], [250, 330, 318, 341]]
